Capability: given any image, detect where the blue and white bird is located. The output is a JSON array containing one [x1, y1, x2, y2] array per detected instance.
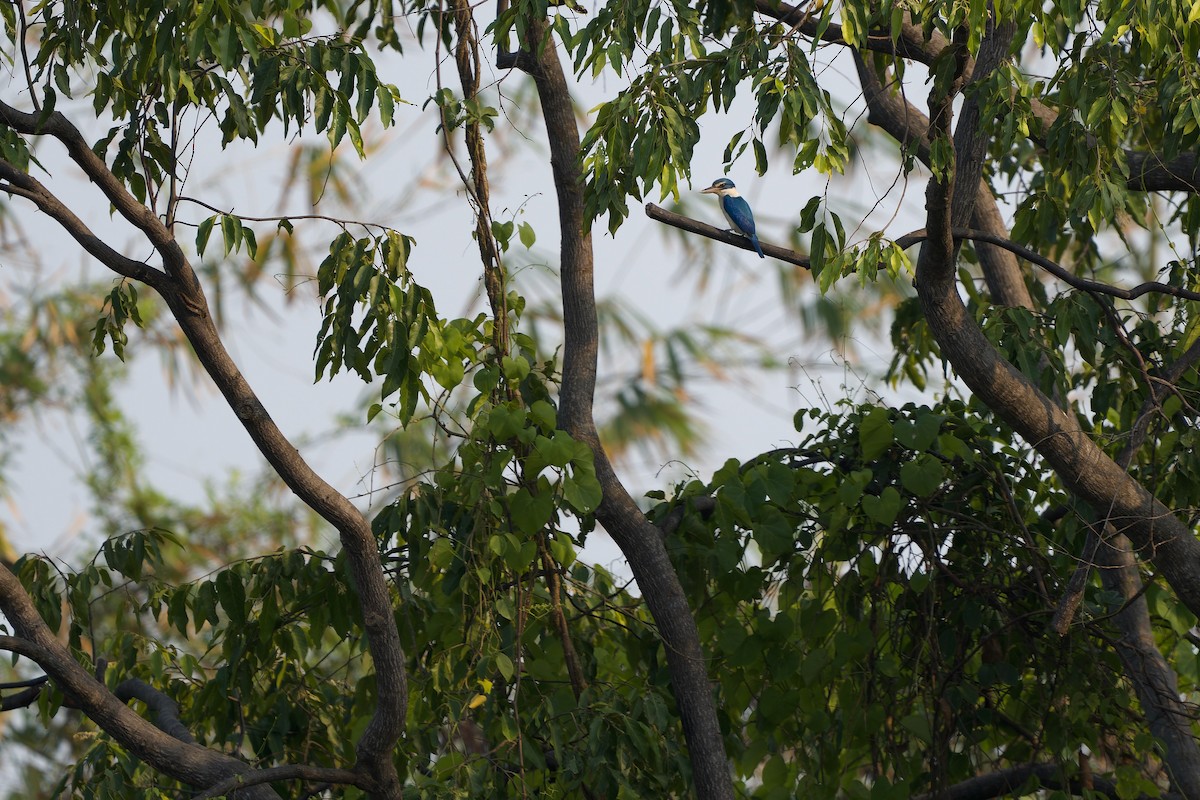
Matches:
[[701, 178, 764, 258]]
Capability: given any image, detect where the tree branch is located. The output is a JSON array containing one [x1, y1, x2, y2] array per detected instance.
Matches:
[[859, 27, 1200, 791], [1027, 98, 1200, 193], [0, 676, 46, 711], [153, 253, 407, 800], [755, 0, 953, 66], [0, 597, 279, 799], [191, 764, 368, 800], [774, 6, 1200, 794], [648, 200, 1200, 309], [905, 10, 1200, 665], [762, 0, 1200, 196], [1050, 334, 1200, 795], [644, 203, 809, 265], [947, 20, 1016, 230], [0, 98, 408, 799], [0, 101, 193, 283], [502, 18, 735, 800], [894, 227, 1200, 303], [0, 160, 167, 288], [852, 53, 1033, 307], [910, 761, 1180, 800], [114, 678, 198, 745], [1094, 530, 1200, 797]]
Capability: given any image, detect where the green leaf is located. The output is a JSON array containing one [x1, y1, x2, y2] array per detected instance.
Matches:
[[487, 404, 525, 440], [563, 466, 602, 513], [518, 221, 536, 248], [196, 215, 218, 255], [534, 432, 575, 468], [495, 652, 515, 681], [530, 399, 557, 431], [862, 487, 903, 525], [859, 406, 893, 460], [221, 214, 238, 254], [837, 468, 872, 506], [215, 569, 246, 621], [510, 486, 555, 535], [501, 355, 531, 383], [899, 457, 945, 497]]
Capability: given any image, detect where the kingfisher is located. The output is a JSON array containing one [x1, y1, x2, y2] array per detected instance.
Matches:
[[701, 178, 764, 258]]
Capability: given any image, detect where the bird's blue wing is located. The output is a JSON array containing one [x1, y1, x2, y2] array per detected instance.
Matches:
[[721, 195, 765, 257], [721, 195, 757, 236]]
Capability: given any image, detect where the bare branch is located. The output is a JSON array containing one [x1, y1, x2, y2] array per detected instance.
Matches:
[[894, 227, 1200, 303], [178, 195, 395, 234], [0, 160, 167, 287], [644, 202, 809, 265], [1, 671, 48, 711], [0, 674, 49, 690], [649, 200, 1200, 310], [0, 101, 192, 282]]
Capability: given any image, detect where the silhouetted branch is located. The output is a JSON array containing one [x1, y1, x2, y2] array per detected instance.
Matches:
[[650, 204, 1200, 306], [0, 161, 167, 287], [0, 673, 47, 711], [911, 761, 1179, 800], [193, 764, 368, 800], [896, 228, 1200, 303]]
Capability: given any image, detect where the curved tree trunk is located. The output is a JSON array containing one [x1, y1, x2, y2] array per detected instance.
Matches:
[[502, 18, 735, 800]]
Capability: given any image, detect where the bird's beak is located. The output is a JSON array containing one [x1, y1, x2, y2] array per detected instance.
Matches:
[[700, 186, 719, 194]]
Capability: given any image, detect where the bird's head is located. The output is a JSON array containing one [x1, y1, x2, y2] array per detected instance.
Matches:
[[701, 178, 737, 196]]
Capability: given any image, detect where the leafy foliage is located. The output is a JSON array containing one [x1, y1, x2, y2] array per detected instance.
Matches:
[[4, 0, 1200, 798]]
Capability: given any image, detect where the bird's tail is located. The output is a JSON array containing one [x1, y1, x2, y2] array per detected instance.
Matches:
[[750, 234, 765, 259]]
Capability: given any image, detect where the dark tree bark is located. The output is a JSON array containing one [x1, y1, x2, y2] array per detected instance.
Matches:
[[841, 11, 1200, 797], [912, 760, 1180, 800], [0, 596, 280, 799], [502, 16, 736, 800], [1095, 533, 1200, 797], [0, 103, 407, 800]]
